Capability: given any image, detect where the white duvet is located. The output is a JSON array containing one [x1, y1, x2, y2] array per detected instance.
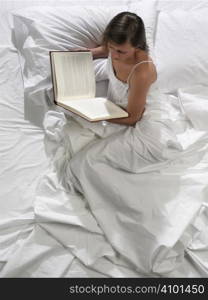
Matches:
[[3, 85, 207, 277]]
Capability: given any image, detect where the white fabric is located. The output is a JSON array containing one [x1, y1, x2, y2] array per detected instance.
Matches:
[[178, 85, 208, 131], [0, 46, 50, 275], [154, 8, 208, 93], [157, 0, 208, 11]]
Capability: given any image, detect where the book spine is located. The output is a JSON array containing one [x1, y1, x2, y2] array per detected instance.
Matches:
[[49, 51, 57, 105]]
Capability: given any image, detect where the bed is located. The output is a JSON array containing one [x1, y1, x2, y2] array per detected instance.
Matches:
[[0, 0, 208, 278]]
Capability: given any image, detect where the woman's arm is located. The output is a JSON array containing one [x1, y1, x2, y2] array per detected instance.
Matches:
[[107, 67, 152, 126]]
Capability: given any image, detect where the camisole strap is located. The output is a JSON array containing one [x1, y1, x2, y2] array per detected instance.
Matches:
[[127, 60, 153, 85]]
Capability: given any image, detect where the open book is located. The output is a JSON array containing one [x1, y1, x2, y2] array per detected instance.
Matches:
[[49, 51, 128, 122]]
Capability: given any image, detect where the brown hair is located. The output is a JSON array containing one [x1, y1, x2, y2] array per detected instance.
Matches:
[[102, 11, 149, 53]]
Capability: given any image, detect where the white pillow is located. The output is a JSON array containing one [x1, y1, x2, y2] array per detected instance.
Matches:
[[129, 0, 159, 60], [12, 6, 128, 126], [154, 8, 208, 93], [157, 0, 208, 11], [13, 6, 122, 83], [12, 2, 157, 127], [178, 84, 208, 131]]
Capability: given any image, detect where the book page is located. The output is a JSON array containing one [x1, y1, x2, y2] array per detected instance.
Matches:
[[60, 97, 128, 121], [52, 52, 95, 101]]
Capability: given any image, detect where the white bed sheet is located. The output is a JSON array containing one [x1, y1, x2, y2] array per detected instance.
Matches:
[[0, 46, 50, 273], [0, 0, 208, 278]]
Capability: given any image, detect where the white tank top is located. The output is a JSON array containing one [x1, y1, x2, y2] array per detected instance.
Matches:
[[106, 55, 153, 108]]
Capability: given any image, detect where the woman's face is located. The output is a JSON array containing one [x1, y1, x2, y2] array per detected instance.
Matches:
[[108, 41, 137, 62]]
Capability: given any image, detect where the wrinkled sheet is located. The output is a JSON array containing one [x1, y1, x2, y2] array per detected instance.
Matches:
[[3, 88, 207, 277], [178, 84, 208, 131], [39, 86, 208, 276], [0, 46, 50, 274]]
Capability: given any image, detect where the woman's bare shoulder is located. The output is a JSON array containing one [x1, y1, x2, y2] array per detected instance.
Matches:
[[133, 57, 157, 84]]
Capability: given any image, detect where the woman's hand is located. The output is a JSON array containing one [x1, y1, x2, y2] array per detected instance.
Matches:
[[90, 45, 108, 59], [70, 45, 108, 59]]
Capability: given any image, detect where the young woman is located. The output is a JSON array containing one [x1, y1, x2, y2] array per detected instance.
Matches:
[[89, 11, 157, 127]]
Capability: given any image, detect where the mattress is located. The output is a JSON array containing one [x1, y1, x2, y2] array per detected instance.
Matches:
[[0, 0, 208, 278]]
